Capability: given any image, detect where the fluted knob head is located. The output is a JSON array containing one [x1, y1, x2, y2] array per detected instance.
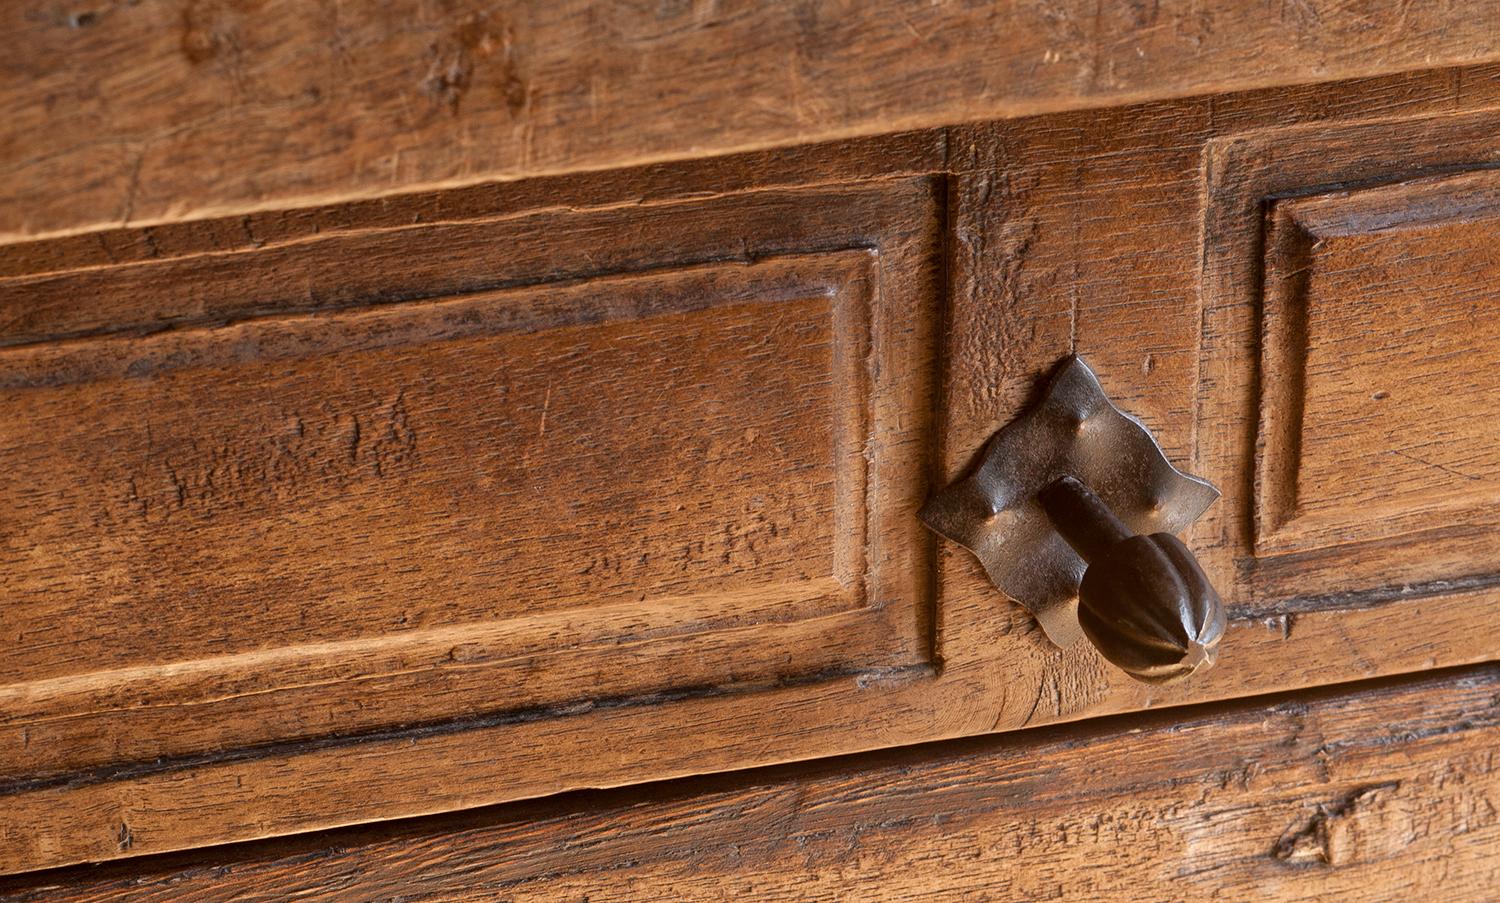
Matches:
[[1077, 532, 1226, 683]]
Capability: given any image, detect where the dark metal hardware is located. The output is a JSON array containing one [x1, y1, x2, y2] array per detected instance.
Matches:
[[1039, 475, 1224, 682], [920, 355, 1224, 683]]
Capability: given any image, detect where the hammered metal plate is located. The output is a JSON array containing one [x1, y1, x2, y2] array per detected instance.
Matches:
[[920, 355, 1219, 647]]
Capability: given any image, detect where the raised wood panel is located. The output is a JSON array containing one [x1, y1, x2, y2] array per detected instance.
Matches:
[[0, 178, 946, 871], [6, 664, 1497, 901], [1258, 169, 1500, 556], [0, 250, 932, 746], [8, 1, 1500, 242], [1198, 109, 1500, 612], [4, 69, 1500, 873]]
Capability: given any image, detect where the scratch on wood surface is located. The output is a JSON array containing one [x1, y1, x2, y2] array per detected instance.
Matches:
[[118, 394, 419, 523], [119, 150, 146, 226], [1389, 448, 1481, 481], [538, 385, 552, 436]]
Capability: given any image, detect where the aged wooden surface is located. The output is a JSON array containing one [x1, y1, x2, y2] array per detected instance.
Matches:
[[7, 1, 1500, 241], [6, 664, 1498, 901], [0, 250, 935, 774], [1197, 111, 1500, 612], [4, 67, 1500, 872], [1259, 169, 1500, 555], [0, 181, 942, 781]]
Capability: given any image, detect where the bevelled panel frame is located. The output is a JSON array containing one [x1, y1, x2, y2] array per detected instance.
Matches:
[[1197, 113, 1500, 614]]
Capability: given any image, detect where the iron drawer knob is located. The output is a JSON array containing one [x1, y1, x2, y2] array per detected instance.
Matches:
[[1039, 475, 1225, 682], [921, 355, 1225, 684]]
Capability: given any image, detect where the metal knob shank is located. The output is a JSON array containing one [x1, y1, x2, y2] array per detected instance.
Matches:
[[1038, 475, 1226, 683]]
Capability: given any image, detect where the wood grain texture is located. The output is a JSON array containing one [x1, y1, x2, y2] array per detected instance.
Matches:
[[4, 67, 1500, 872], [6, 664, 1498, 901], [7, 1, 1500, 241]]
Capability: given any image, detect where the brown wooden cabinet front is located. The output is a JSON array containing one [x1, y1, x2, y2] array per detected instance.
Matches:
[[3, 65, 1500, 873]]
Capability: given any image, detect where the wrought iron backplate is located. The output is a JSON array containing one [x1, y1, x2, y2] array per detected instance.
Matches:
[[920, 355, 1219, 647]]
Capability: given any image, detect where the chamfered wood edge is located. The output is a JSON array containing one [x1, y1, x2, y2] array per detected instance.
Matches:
[[1274, 166, 1500, 239], [3, 661, 1496, 899]]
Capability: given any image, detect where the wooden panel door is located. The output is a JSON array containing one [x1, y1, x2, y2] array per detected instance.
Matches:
[[3, 250, 924, 759], [0, 177, 946, 871]]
